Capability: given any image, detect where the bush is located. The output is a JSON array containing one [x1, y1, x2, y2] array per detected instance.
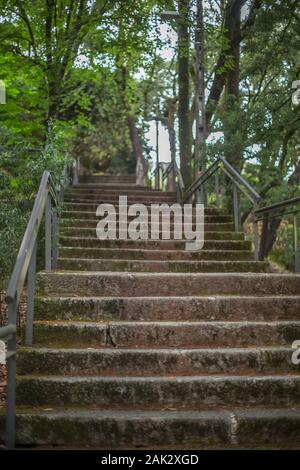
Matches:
[[269, 218, 296, 271], [0, 122, 71, 283]]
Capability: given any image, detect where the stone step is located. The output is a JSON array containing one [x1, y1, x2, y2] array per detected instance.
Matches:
[[64, 198, 179, 206], [5, 407, 300, 448], [63, 207, 226, 216], [61, 217, 234, 232], [36, 272, 300, 297], [75, 183, 146, 190], [79, 174, 136, 180], [56, 258, 268, 273], [17, 347, 298, 376], [35, 295, 300, 322], [62, 208, 233, 222], [79, 175, 137, 182], [60, 229, 244, 241], [64, 196, 177, 204], [16, 375, 300, 408], [65, 189, 177, 197], [61, 219, 235, 232], [59, 236, 252, 251], [29, 321, 300, 348], [59, 247, 252, 261]]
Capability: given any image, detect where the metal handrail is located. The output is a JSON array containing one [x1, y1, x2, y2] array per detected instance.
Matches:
[[219, 156, 261, 204], [184, 156, 261, 205], [155, 152, 299, 272], [254, 196, 300, 272], [2, 170, 61, 450], [0, 324, 16, 340], [161, 155, 261, 259], [255, 196, 300, 217], [174, 160, 185, 194], [5, 172, 59, 305], [162, 162, 173, 180], [182, 157, 261, 260], [152, 160, 185, 202], [184, 159, 220, 202]]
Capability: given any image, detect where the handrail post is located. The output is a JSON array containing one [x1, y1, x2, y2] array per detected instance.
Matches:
[[45, 194, 52, 271], [233, 183, 240, 232], [259, 214, 269, 261], [196, 184, 205, 205], [175, 172, 181, 203], [5, 302, 16, 449], [215, 170, 220, 208], [171, 162, 176, 193], [253, 215, 259, 261], [25, 241, 37, 347], [201, 184, 205, 205], [156, 165, 160, 191], [72, 157, 80, 186], [52, 207, 59, 269], [294, 213, 299, 273]]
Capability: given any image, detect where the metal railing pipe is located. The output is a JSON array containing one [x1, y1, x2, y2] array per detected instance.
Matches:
[[0, 324, 16, 340], [3, 170, 61, 449], [294, 213, 299, 273], [219, 156, 261, 204], [255, 196, 300, 217]]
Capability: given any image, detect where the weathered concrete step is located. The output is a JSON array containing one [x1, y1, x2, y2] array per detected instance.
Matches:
[[64, 198, 178, 206], [59, 236, 252, 251], [64, 196, 177, 204], [60, 229, 243, 241], [61, 217, 234, 232], [60, 223, 235, 233], [62, 205, 232, 219], [62, 207, 227, 216], [59, 247, 253, 261], [60, 229, 244, 241], [65, 190, 177, 198], [7, 407, 300, 448], [17, 347, 298, 376], [35, 295, 300, 322], [36, 272, 300, 297], [62, 206, 233, 222], [16, 375, 300, 408], [79, 175, 136, 182], [30, 321, 300, 348], [65, 185, 176, 190], [57, 258, 268, 273], [75, 184, 145, 190], [79, 174, 136, 180]]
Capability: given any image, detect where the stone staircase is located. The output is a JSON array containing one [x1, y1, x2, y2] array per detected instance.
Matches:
[[14, 174, 300, 448]]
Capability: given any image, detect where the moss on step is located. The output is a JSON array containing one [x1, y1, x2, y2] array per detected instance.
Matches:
[[57, 258, 269, 274]]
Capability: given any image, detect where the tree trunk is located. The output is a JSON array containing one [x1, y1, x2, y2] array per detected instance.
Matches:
[[128, 115, 147, 186], [223, 0, 242, 169], [167, 98, 177, 192], [178, 0, 192, 188], [259, 162, 300, 259], [195, 0, 206, 174], [222, 1, 243, 210], [47, 71, 62, 122]]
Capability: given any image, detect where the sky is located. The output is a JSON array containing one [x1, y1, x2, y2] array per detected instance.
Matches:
[[146, 23, 177, 165]]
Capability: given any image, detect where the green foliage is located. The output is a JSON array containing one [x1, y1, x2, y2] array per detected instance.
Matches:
[[0, 202, 31, 282], [0, 0, 171, 281], [269, 218, 296, 271], [0, 122, 70, 280]]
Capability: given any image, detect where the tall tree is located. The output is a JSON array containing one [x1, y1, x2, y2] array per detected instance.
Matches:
[[0, 0, 113, 128], [178, 0, 192, 187]]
